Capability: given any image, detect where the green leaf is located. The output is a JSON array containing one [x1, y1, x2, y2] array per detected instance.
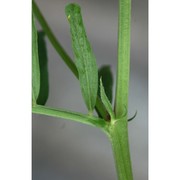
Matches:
[[98, 65, 113, 103], [100, 78, 115, 119], [36, 31, 49, 105], [32, 13, 40, 106], [65, 3, 98, 114], [33, 1, 107, 119], [96, 66, 113, 119]]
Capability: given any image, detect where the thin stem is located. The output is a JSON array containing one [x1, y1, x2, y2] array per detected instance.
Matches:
[[32, 0, 78, 77], [115, 0, 131, 118], [33, 105, 108, 130], [32, 1, 107, 119]]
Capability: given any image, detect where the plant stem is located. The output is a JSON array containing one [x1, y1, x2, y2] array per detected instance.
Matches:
[[32, 0, 78, 77], [109, 118, 133, 180], [33, 105, 108, 130], [115, 0, 131, 117], [32, 0, 107, 119], [113, 0, 133, 179]]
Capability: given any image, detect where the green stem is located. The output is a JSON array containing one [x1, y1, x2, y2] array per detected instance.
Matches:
[[112, 0, 133, 179], [115, 0, 131, 117], [33, 105, 108, 130], [109, 118, 133, 180], [32, 0, 107, 119], [32, 0, 78, 77]]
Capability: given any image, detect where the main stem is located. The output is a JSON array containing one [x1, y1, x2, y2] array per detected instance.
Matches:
[[115, 0, 131, 117], [112, 0, 133, 179], [109, 119, 133, 180]]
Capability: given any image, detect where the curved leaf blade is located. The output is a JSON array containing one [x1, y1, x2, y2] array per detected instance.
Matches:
[[65, 4, 98, 114], [98, 65, 113, 103], [32, 13, 40, 106], [100, 78, 115, 119], [37, 31, 49, 105]]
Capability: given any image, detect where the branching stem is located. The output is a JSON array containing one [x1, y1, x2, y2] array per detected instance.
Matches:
[[33, 105, 108, 131]]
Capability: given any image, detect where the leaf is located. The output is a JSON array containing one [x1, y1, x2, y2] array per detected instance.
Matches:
[[36, 31, 49, 105], [100, 78, 115, 119], [65, 4, 98, 114], [95, 65, 113, 118], [32, 13, 40, 106], [98, 65, 113, 103]]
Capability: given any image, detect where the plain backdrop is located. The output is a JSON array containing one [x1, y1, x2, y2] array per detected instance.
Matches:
[[33, 0, 148, 179]]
